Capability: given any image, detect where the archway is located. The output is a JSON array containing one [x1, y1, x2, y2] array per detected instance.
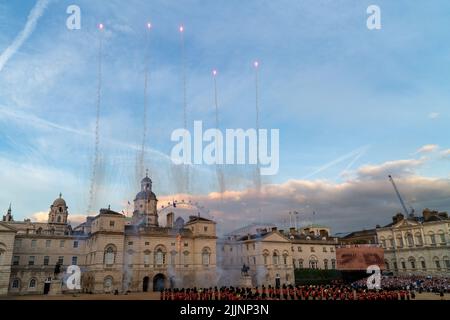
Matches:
[[143, 276, 150, 292], [153, 273, 165, 292]]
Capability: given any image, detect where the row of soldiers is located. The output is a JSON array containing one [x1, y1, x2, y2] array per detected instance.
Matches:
[[159, 284, 416, 301]]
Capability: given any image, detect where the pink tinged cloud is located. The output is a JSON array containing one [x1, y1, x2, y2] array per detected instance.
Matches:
[[0, 0, 50, 72], [415, 144, 439, 154]]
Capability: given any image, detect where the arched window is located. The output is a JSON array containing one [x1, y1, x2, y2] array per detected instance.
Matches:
[[263, 250, 269, 265], [433, 257, 441, 270], [406, 233, 414, 247], [272, 251, 279, 265], [202, 247, 211, 266], [415, 233, 423, 246], [324, 259, 329, 270], [408, 257, 416, 270], [57, 216, 61, 223], [385, 260, 390, 270], [155, 249, 165, 266], [298, 259, 304, 269], [309, 256, 318, 269], [438, 230, 446, 244], [282, 252, 288, 265], [104, 245, 116, 265], [11, 278, 20, 289], [0, 247, 5, 265], [29, 278, 37, 289], [419, 257, 426, 270], [396, 235, 404, 247], [443, 256, 450, 271], [331, 259, 336, 269], [429, 232, 436, 245]]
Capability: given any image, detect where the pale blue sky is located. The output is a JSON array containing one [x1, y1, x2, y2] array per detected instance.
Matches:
[[0, 0, 449, 234]]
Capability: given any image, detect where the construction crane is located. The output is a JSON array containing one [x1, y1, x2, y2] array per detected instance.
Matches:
[[388, 174, 414, 217]]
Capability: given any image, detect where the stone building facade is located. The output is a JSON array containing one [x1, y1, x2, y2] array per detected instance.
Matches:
[[0, 175, 217, 295], [217, 225, 338, 287], [376, 210, 450, 276]]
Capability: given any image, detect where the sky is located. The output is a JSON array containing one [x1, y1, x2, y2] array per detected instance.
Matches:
[[0, 0, 450, 236]]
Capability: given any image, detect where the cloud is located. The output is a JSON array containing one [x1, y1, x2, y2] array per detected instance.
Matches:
[[355, 158, 425, 179], [415, 144, 439, 154], [441, 149, 450, 159], [428, 112, 439, 119], [155, 158, 450, 235], [0, 0, 50, 72], [31, 211, 88, 226]]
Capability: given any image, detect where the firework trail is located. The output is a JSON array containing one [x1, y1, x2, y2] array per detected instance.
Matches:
[[87, 24, 104, 215], [172, 25, 190, 193], [253, 61, 261, 195], [212, 70, 225, 199], [137, 23, 152, 181]]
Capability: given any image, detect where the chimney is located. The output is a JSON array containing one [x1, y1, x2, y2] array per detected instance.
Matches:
[[289, 227, 296, 234], [272, 227, 277, 232], [422, 209, 432, 222], [166, 212, 174, 228]]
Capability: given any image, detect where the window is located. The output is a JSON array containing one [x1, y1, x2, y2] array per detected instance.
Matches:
[[184, 242, 188, 247], [263, 255, 268, 265], [309, 258, 318, 269], [253, 257, 256, 265], [439, 234, 446, 244], [401, 261, 406, 270], [283, 255, 287, 265], [324, 259, 329, 270], [110, 221, 115, 227], [330, 247, 334, 252], [15, 239, 22, 247], [310, 247, 315, 252], [385, 261, 390, 270], [421, 260, 426, 270], [12, 279, 20, 289], [170, 252, 176, 266], [60, 240, 65, 248], [297, 247, 302, 252], [0, 250, 3, 265], [13, 256, 19, 266], [430, 234, 436, 245], [415, 234, 423, 246], [183, 251, 189, 266], [104, 246, 115, 265], [323, 247, 327, 252], [381, 240, 386, 248], [407, 234, 414, 247], [28, 256, 35, 266], [44, 256, 50, 266], [299, 259, 304, 269], [72, 256, 78, 265], [435, 260, 441, 270], [145, 242, 150, 246], [202, 248, 211, 266], [31, 240, 37, 248], [272, 252, 280, 265], [396, 236, 403, 248], [144, 251, 150, 266], [204, 226, 208, 232], [410, 260, 415, 270], [128, 241, 133, 246], [155, 249, 165, 265], [58, 256, 64, 265], [389, 239, 394, 248], [445, 259, 450, 271], [393, 261, 398, 270], [29, 279, 36, 289], [331, 259, 336, 269], [46, 240, 51, 248]]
